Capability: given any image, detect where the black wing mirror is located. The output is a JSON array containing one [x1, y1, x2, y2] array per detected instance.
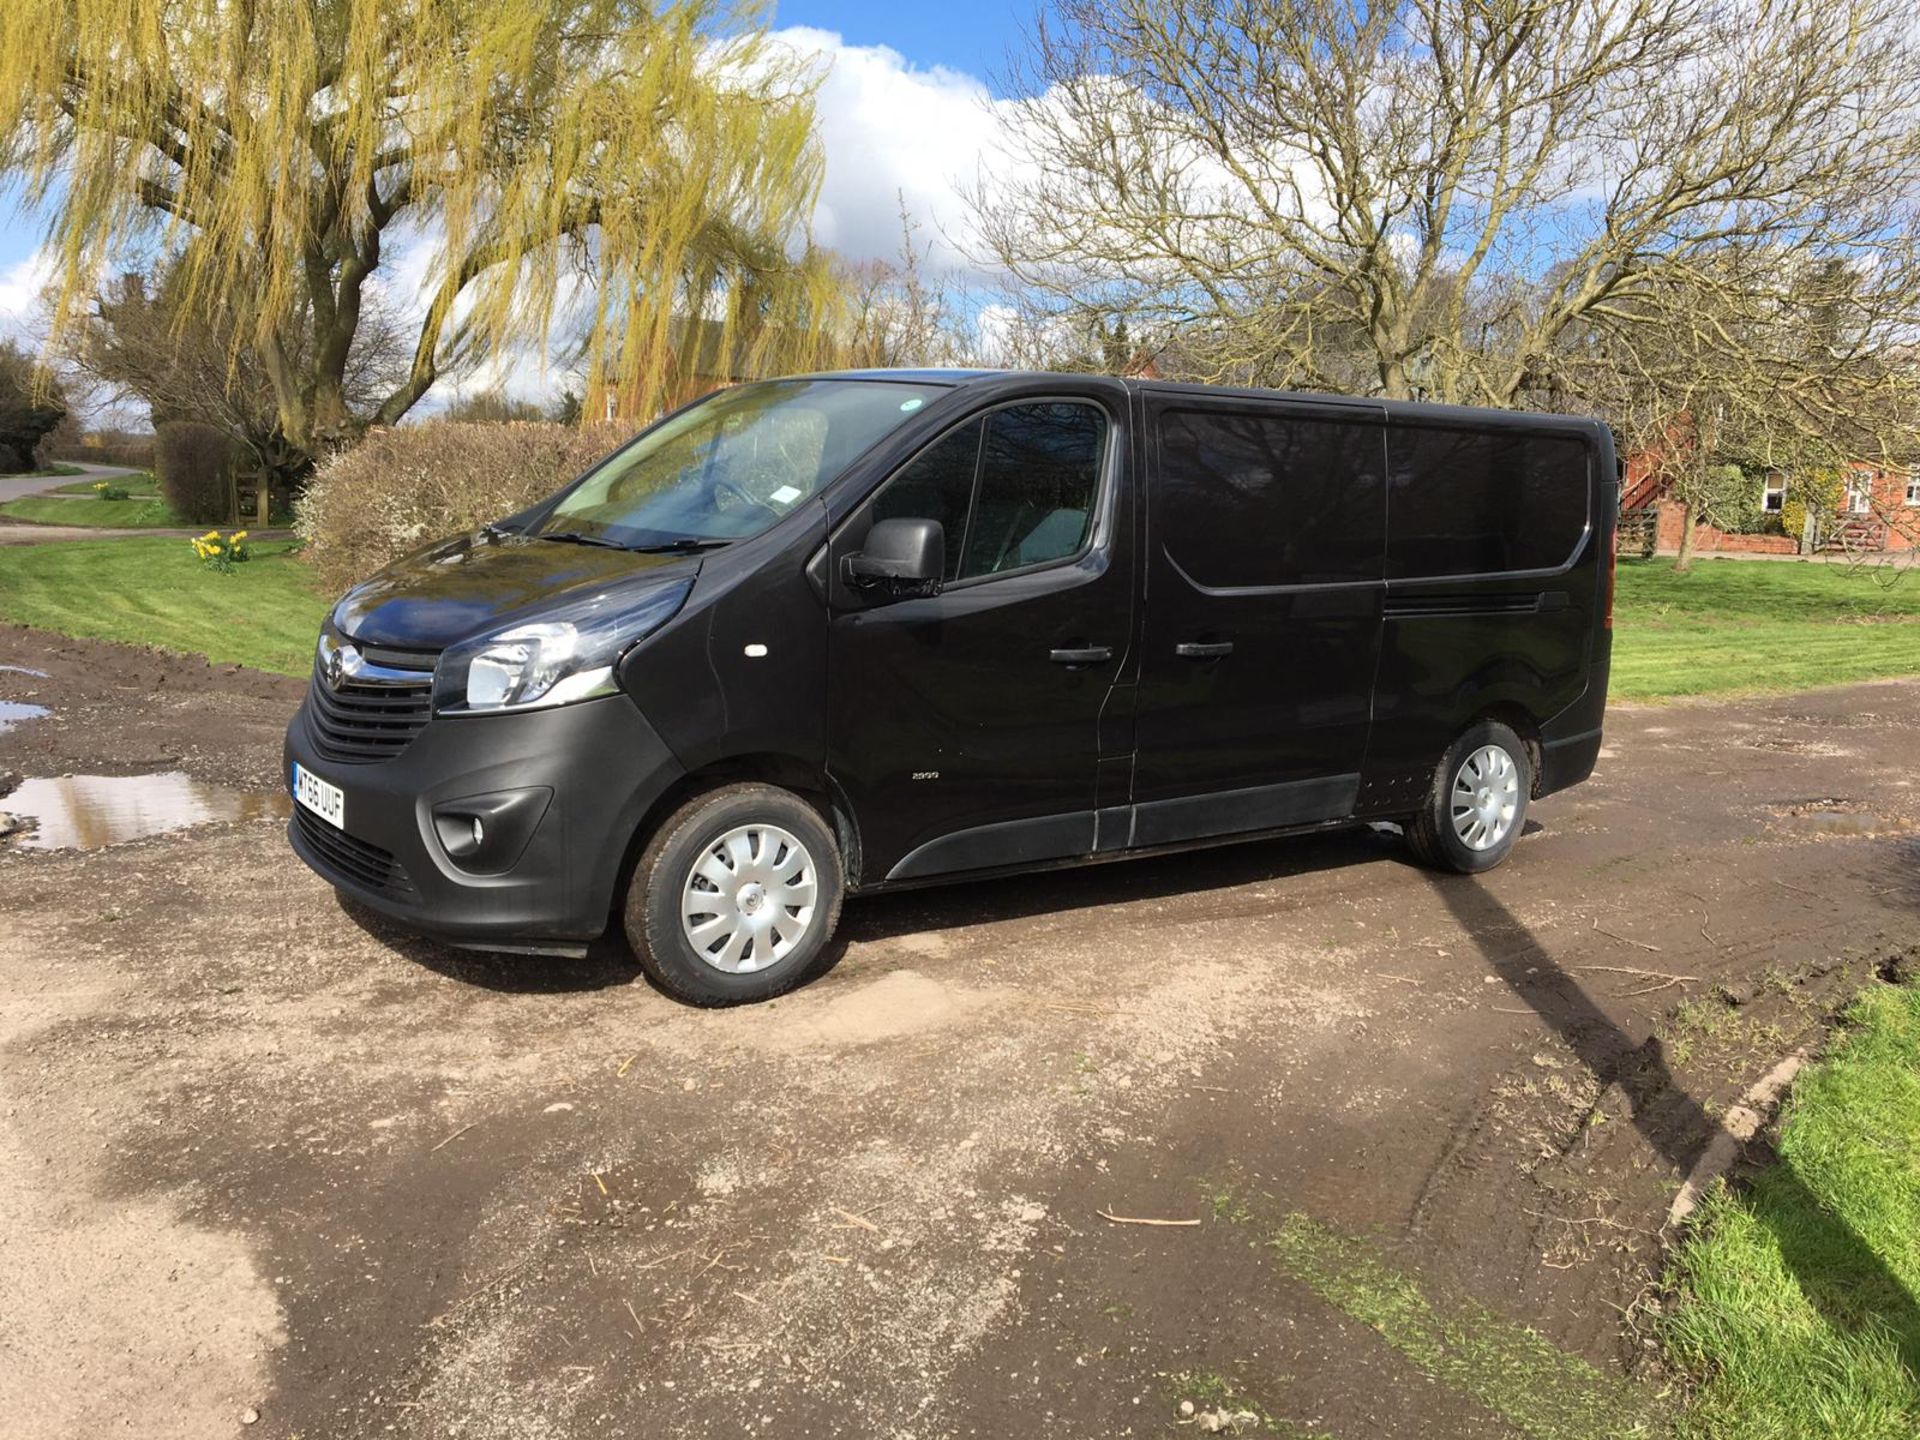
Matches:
[[844, 517, 944, 597]]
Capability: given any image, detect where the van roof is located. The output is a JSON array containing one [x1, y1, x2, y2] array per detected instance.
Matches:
[[807, 368, 1609, 435]]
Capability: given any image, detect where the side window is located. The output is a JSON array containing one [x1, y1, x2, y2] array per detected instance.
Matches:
[[961, 402, 1105, 578], [865, 402, 1108, 583], [1385, 426, 1591, 579], [1154, 407, 1384, 587], [869, 418, 982, 580]]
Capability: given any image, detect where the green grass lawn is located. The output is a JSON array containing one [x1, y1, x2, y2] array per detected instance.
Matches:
[[0, 493, 181, 528], [1662, 983, 1920, 1439], [1613, 558, 1920, 700], [1, 528, 1917, 696], [51, 470, 159, 496], [0, 537, 328, 674]]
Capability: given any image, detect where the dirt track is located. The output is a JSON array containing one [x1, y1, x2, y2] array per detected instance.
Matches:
[[2, 624, 1916, 1439]]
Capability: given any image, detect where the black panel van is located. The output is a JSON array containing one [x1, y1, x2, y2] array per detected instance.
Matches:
[[286, 371, 1613, 1004]]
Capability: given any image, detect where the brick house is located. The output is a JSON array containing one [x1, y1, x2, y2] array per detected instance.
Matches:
[[1620, 446, 1919, 557]]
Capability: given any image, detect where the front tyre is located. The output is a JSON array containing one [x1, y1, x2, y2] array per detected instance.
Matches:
[[624, 784, 844, 1006], [1406, 721, 1532, 874]]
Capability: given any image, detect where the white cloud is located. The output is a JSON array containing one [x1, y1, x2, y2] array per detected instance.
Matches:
[[771, 27, 1012, 275], [0, 248, 54, 347]]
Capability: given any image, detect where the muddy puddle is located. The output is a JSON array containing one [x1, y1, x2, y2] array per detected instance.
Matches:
[[0, 701, 49, 735], [0, 664, 52, 735], [0, 771, 291, 851]]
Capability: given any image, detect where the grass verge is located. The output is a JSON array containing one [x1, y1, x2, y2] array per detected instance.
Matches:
[[0, 536, 328, 674], [0, 494, 180, 528], [51, 470, 159, 496], [1662, 983, 1920, 1439], [0, 462, 84, 479], [1613, 558, 1920, 700]]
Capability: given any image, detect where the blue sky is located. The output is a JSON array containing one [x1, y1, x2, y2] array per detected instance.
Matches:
[[773, 0, 1029, 81], [0, 183, 40, 278]]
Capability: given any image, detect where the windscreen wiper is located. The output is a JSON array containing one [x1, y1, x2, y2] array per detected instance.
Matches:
[[535, 530, 630, 550], [629, 537, 733, 553]]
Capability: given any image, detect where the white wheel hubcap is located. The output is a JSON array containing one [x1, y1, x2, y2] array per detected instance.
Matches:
[[1451, 744, 1520, 851], [680, 823, 818, 974]]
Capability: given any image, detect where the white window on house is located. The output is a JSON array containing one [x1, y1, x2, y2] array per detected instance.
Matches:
[[1906, 476, 1920, 507], [1761, 472, 1786, 513], [1844, 469, 1873, 514]]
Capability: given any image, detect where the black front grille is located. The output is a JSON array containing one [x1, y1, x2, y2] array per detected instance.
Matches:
[[307, 658, 435, 764], [293, 806, 417, 898]]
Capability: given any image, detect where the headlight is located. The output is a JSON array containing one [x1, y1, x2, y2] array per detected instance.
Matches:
[[433, 578, 693, 715], [465, 622, 613, 710]]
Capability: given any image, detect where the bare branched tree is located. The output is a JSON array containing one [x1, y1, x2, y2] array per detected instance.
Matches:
[[974, 0, 1920, 422], [837, 202, 983, 369]]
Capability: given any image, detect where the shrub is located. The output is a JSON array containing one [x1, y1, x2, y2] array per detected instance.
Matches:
[[1779, 497, 1809, 547], [155, 421, 237, 525], [296, 419, 638, 592]]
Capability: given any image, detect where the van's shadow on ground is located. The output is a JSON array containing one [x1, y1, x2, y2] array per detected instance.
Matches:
[[1429, 872, 1920, 1383]]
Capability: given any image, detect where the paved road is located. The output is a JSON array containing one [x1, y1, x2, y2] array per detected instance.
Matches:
[[0, 461, 144, 505], [2, 629, 1917, 1440]]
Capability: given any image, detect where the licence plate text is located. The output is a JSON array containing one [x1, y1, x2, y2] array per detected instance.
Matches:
[[292, 763, 345, 829]]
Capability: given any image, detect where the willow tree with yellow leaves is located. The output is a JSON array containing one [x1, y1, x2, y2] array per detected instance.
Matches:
[[0, 0, 839, 460]]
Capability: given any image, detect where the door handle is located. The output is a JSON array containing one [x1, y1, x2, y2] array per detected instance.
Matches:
[[1175, 641, 1234, 659], [1049, 645, 1113, 666]]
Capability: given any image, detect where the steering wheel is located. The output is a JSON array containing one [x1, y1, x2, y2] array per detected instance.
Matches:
[[713, 477, 781, 518]]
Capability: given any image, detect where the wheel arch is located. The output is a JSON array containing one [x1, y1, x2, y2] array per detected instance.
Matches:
[[605, 751, 862, 928], [1472, 703, 1545, 798]]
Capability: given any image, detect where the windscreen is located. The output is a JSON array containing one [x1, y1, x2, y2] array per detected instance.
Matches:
[[535, 379, 941, 547]]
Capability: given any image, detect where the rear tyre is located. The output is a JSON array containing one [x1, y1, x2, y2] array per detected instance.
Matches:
[[623, 784, 844, 1006], [1406, 721, 1532, 874]]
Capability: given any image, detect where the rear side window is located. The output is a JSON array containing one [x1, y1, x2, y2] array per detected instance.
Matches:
[[868, 401, 1107, 582], [1386, 425, 1590, 578], [1154, 407, 1385, 587]]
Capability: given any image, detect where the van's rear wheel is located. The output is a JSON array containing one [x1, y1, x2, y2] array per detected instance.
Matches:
[[624, 784, 844, 1005], [1406, 721, 1531, 874]]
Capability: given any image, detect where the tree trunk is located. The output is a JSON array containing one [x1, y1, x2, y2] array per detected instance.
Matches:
[[1674, 502, 1698, 574], [308, 371, 356, 455], [1375, 347, 1414, 402]]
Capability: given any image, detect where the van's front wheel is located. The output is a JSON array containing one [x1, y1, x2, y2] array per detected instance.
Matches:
[[624, 784, 844, 1005], [1405, 721, 1532, 874]]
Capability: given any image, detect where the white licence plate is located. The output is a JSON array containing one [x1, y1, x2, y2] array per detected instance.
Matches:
[[292, 763, 345, 829]]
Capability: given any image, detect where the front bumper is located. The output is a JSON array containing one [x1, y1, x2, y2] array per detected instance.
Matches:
[[284, 691, 686, 948]]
